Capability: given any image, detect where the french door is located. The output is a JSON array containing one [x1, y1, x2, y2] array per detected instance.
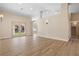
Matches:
[[12, 22, 26, 37]]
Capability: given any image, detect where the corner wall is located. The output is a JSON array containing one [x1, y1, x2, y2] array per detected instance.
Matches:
[[37, 4, 71, 41]]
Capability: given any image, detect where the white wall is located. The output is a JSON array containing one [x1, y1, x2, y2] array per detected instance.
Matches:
[[0, 10, 33, 39], [37, 4, 71, 41]]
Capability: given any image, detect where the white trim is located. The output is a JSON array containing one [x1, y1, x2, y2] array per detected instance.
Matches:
[[0, 36, 11, 39], [37, 35, 69, 42]]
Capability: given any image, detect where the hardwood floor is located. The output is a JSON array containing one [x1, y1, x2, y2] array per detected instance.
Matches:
[[0, 35, 79, 56]]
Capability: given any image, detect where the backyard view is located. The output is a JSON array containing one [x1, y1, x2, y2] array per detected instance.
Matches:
[[14, 24, 25, 36]]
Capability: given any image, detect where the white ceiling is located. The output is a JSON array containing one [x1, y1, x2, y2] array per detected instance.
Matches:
[[0, 3, 61, 18], [0, 3, 79, 18]]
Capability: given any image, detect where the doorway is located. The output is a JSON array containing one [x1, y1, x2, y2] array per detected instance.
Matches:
[[70, 14, 79, 40], [12, 22, 26, 37], [32, 19, 38, 38]]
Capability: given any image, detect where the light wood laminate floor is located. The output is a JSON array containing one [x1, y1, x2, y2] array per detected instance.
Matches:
[[0, 35, 79, 56]]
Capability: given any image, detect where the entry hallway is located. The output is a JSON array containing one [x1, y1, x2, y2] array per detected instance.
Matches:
[[0, 35, 79, 56]]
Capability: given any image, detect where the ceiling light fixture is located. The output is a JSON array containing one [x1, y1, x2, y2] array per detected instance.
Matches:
[[45, 20, 48, 24], [40, 10, 43, 18]]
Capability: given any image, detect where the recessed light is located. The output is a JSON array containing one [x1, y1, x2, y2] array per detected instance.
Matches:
[[30, 8, 33, 10], [46, 11, 48, 14]]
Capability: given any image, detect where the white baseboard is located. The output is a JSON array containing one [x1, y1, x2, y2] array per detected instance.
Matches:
[[0, 36, 11, 39], [37, 35, 69, 42]]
